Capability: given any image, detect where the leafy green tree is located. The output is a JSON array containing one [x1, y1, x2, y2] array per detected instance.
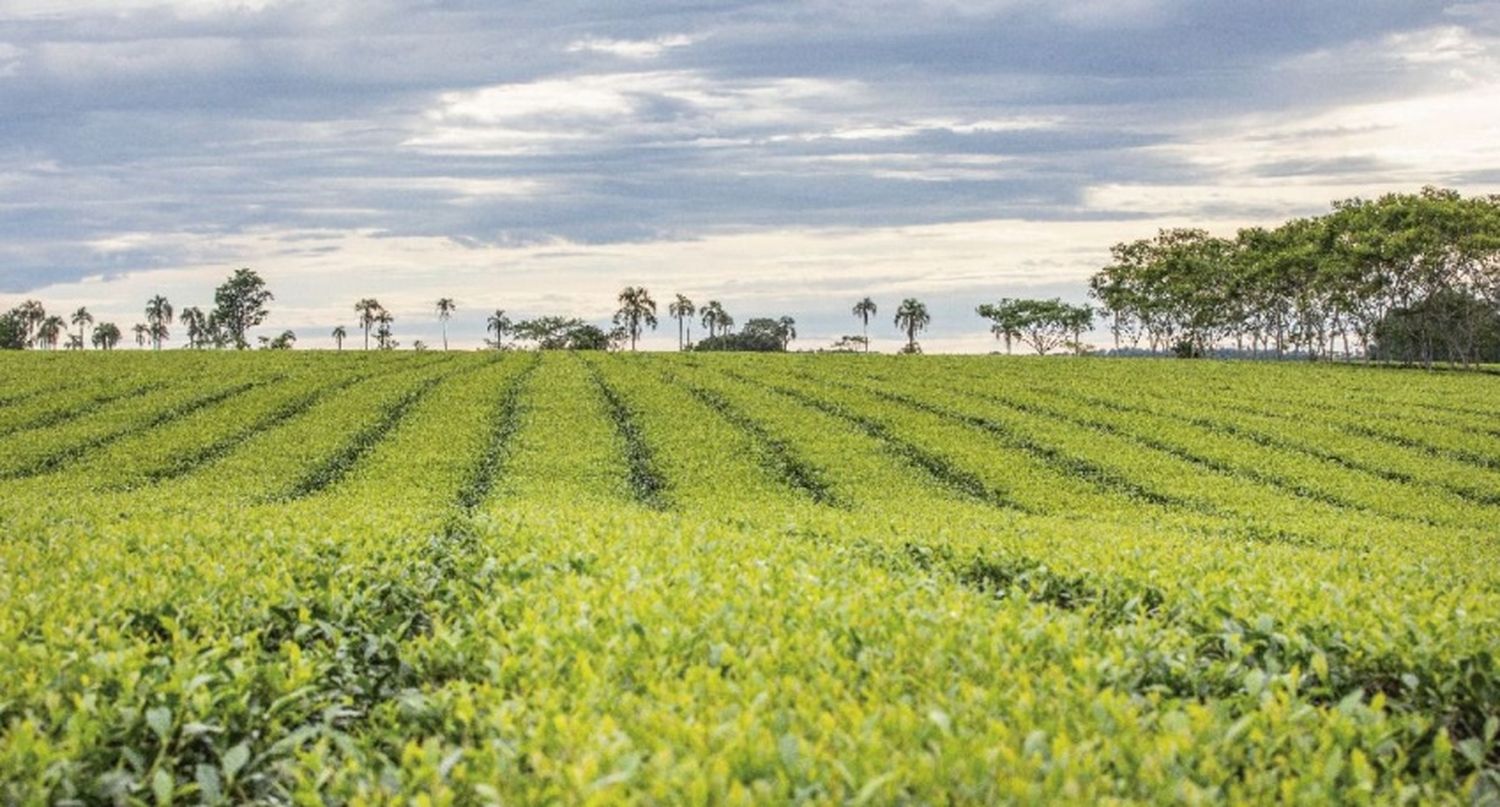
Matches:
[[92, 322, 121, 350], [332, 325, 347, 351], [668, 294, 695, 350], [777, 316, 797, 350], [132, 323, 148, 349], [852, 297, 877, 352], [977, 298, 1093, 356], [264, 330, 297, 350], [70, 307, 93, 350], [613, 286, 658, 351], [436, 298, 456, 350], [0, 309, 25, 350], [213, 269, 273, 350], [694, 320, 783, 352], [893, 298, 929, 353], [827, 334, 868, 352], [1091, 188, 1500, 366], [512, 316, 584, 350], [566, 324, 612, 351]]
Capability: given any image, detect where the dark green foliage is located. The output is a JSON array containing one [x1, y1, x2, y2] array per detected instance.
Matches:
[[977, 298, 1094, 355], [0, 308, 26, 350], [693, 327, 784, 352], [510, 316, 615, 350], [212, 268, 274, 350], [1372, 290, 1500, 364], [1090, 188, 1500, 365]]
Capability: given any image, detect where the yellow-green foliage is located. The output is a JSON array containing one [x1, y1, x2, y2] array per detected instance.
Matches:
[[1, 351, 1498, 804]]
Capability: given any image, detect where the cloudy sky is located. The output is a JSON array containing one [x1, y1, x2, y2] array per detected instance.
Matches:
[[2, 0, 1498, 350]]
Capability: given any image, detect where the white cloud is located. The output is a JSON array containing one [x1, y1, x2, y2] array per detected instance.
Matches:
[[1080, 25, 1500, 218], [566, 34, 696, 60], [406, 71, 865, 154]]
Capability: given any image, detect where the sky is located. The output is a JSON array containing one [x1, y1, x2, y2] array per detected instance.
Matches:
[[2, 0, 1498, 351]]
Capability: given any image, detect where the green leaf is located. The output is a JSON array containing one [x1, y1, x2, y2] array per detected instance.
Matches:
[[151, 768, 174, 806], [221, 743, 250, 782], [194, 764, 223, 803], [145, 706, 173, 740]]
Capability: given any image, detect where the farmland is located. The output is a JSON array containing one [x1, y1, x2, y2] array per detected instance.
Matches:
[[1, 352, 1498, 804]]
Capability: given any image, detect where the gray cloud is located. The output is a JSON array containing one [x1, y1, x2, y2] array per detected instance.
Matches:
[[0, 0, 1496, 295]]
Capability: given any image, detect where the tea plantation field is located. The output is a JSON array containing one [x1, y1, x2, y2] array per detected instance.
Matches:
[[1, 352, 1498, 803]]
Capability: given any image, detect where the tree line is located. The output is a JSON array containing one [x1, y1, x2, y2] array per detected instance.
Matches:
[[1088, 187, 1500, 365], [1, 269, 274, 352], [5, 187, 1496, 365], [2, 276, 941, 354]]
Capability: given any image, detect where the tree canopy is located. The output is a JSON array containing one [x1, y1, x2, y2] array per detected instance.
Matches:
[[977, 298, 1093, 355], [213, 269, 274, 350], [1090, 188, 1500, 364]]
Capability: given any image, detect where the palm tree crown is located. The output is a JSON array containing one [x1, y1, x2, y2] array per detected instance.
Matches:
[[355, 298, 383, 350], [700, 300, 732, 339], [668, 294, 695, 350], [145, 295, 174, 350], [613, 286, 658, 351], [37, 315, 65, 350], [853, 297, 877, 352], [179, 307, 208, 349], [894, 298, 930, 353], [17, 300, 46, 347], [92, 322, 121, 350], [71, 307, 94, 350], [436, 298, 456, 350]]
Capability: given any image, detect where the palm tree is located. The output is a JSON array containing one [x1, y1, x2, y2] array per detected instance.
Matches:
[[486, 309, 512, 348], [700, 300, 732, 339], [132, 323, 148, 349], [17, 300, 45, 347], [777, 316, 797, 351], [332, 325, 347, 351], [145, 294, 173, 350], [179, 307, 207, 348], [894, 298, 930, 354], [70, 307, 93, 350], [92, 322, 121, 350], [65, 334, 83, 351], [852, 297, 877, 353], [375, 309, 395, 349], [355, 298, 382, 350], [668, 294, 695, 350], [700, 301, 720, 339], [436, 298, 456, 350], [613, 286, 658, 351], [37, 315, 64, 350]]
